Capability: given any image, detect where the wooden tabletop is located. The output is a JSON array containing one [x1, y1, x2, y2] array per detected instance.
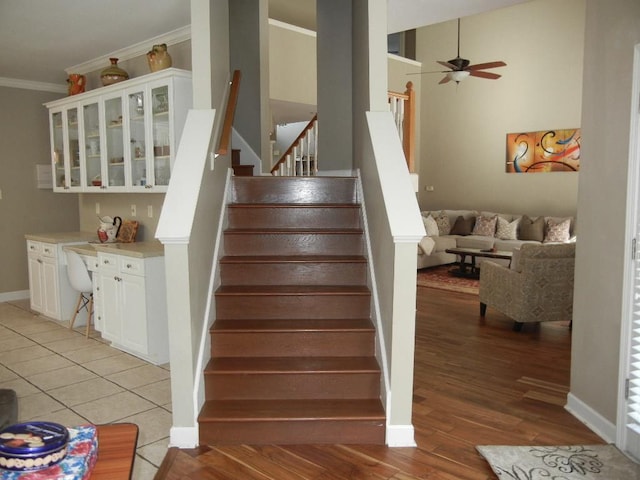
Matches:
[[91, 423, 139, 479]]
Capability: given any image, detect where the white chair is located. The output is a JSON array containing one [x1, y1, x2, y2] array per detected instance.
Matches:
[[66, 250, 93, 338]]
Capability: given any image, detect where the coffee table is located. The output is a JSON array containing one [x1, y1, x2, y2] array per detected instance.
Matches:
[[445, 247, 512, 279]]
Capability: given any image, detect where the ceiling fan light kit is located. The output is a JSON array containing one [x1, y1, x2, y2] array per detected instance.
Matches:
[[417, 18, 506, 85]]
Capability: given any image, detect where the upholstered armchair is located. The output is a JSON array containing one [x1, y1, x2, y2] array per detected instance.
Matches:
[[479, 243, 576, 331]]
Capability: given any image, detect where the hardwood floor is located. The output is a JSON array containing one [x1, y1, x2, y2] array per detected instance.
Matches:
[[154, 286, 604, 480]]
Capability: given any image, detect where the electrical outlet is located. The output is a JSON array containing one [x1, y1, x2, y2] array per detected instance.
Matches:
[[147, 205, 153, 218], [131, 204, 137, 217], [425, 185, 435, 192], [95, 202, 100, 214]]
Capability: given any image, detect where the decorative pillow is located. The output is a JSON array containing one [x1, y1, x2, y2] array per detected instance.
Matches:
[[544, 218, 571, 243], [449, 216, 475, 236], [519, 215, 545, 242], [434, 212, 451, 235], [472, 215, 497, 237], [495, 216, 519, 240], [422, 215, 439, 237], [417, 236, 436, 255]]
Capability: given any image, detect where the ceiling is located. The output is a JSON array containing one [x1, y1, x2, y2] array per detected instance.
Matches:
[[1, 0, 530, 87]]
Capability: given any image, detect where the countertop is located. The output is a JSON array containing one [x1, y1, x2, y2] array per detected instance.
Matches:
[[25, 231, 164, 258], [64, 241, 165, 259]]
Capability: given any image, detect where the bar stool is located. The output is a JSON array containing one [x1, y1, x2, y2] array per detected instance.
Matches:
[[66, 250, 93, 338]]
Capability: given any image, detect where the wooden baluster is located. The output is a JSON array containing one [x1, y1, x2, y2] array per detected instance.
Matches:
[[403, 81, 415, 173]]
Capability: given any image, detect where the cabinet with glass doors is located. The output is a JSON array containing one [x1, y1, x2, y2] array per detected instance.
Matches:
[[45, 68, 192, 193]]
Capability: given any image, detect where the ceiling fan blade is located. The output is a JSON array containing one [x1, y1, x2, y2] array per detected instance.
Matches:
[[438, 75, 452, 84], [467, 61, 506, 71], [407, 69, 449, 76], [469, 70, 502, 80], [437, 60, 457, 70]]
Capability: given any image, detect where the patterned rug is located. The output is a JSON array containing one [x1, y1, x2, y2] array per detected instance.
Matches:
[[477, 445, 640, 479], [417, 264, 479, 295]]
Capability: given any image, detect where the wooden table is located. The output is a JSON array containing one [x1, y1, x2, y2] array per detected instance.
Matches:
[[445, 247, 512, 279], [91, 423, 139, 479]]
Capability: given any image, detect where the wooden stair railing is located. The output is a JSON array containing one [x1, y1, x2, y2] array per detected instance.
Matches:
[[387, 81, 415, 173], [270, 114, 318, 176], [217, 70, 241, 156]]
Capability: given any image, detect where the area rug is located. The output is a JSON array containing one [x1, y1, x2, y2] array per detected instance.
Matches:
[[477, 445, 640, 479], [417, 264, 478, 295]]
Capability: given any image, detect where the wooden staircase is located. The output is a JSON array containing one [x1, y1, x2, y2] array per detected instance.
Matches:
[[198, 176, 386, 445]]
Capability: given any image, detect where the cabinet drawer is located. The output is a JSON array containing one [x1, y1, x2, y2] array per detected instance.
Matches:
[[87, 257, 100, 272], [41, 243, 57, 258], [119, 256, 145, 276], [98, 253, 119, 271], [27, 241, 41, 254]]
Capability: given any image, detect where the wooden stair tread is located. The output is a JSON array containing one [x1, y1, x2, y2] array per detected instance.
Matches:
[[228, 203, 360, 208], [225, 227, 363, 234], [212, 318, 374, 333], [219, 255, 367, 264], [206, 356, 380, 373], [216, 285, 370, 295], [199, 399, 385, 422]]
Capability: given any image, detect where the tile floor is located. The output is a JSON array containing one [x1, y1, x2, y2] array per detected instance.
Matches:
[[0, 299, 171, 479]]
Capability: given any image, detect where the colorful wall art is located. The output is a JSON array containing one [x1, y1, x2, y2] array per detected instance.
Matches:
[[506, 128, 580, 173]]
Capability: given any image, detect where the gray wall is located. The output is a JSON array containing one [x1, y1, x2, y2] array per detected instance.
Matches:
[[0, 87, 79, 295], [317, 0, 354, 172], [230, 0, 271, 172], [415, 0, 584, 218], [571, 0, 640, 426]]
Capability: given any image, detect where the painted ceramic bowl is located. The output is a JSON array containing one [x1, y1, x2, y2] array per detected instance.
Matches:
[[0, 422, 69, 471]]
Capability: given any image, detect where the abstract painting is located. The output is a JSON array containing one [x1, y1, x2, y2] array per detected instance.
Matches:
[[506, 128, 581, 173]]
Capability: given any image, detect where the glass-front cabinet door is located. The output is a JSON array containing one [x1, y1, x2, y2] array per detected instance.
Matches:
[[83, 101, 103, 190], [66, 107, 81, 190], [127, 89, 148, 189], [50, 110, 66, 191], [151, 84, 172, 188], [103, 94, 126, 190]]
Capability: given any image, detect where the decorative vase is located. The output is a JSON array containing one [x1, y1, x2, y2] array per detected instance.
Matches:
[[67, 74, 86, 96], [100, 58, 129, 86], [146, 44, 172, 72]]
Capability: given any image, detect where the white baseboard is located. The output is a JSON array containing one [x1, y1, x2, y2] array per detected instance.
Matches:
[[0, 290, 29, 303], [386, 424, 417, 447], [566, 393, 616, 443], [169, 426, 199, 448]]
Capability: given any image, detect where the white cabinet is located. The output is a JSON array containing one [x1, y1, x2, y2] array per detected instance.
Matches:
[[97, 251, 168, 365], [45, 68, 192, 193], [26, 239, 88, 322]]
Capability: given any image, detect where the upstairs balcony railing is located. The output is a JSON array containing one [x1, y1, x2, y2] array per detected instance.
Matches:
[[270, 82, 415, 176]]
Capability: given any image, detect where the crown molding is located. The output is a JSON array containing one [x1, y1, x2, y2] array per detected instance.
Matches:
[[0, 77, 67, 94], [65, 25, 191, 76]]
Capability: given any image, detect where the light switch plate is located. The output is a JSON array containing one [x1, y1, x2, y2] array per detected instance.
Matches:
[[147, 205, 153, 218]]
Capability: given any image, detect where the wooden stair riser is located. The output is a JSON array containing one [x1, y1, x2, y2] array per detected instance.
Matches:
[[204, 372, 380, 400], [215, 294, 370, 320], [220, 261, 367, 286], [198, 419, 385, 445], [228, 206, 361, 229], [231, 177, 358, 204], [211, 331, 375, 357], [223, 232, 363, 256]]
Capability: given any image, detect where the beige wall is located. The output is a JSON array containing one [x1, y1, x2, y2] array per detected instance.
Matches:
[[415, 0, 584, 217], [0, 87, 80, 295], [571, 0, 640, 428]]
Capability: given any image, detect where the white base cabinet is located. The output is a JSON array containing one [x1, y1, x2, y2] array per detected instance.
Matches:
[[97, 252, 168, 365], [26, 240, 89, 323]]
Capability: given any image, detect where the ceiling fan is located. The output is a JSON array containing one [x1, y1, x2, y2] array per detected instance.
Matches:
[[416, 18, 506, 85]]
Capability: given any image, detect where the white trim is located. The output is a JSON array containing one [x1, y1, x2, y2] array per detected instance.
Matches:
[[0, 290, 30, 303], [168, 426, 198, 448], [0, 77, 66, 94], [566, 393, 616, 443], [385, 424, 417, 447], [387, 53, 422, 68], [64, 26, 191, 76], [268, 18, 316, 38]]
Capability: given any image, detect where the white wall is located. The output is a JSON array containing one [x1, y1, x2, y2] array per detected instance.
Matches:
[[570, 0, 640, 432], [415, 0, 584, 217]]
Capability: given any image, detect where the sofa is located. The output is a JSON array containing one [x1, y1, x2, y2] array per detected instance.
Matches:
[[479, 243, 576, 330], [417, 209, 576, 270]]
